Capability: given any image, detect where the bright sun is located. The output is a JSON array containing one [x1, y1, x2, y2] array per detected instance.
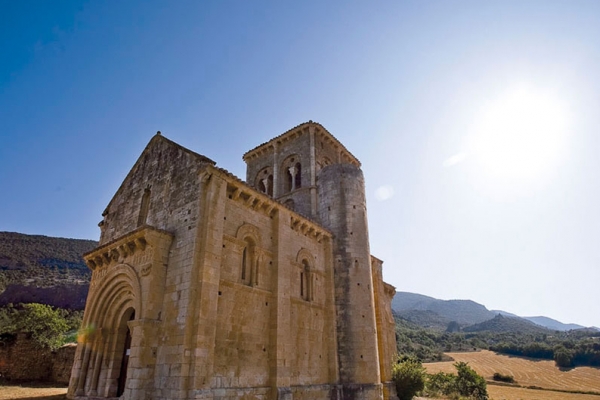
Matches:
[[468, 84, 570, 181]]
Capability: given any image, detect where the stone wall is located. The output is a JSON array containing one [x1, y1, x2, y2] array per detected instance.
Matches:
[[0, 334, 75, 384]]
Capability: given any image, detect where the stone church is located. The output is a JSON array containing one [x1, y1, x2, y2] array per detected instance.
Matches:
[[68, 122, 397, 400]]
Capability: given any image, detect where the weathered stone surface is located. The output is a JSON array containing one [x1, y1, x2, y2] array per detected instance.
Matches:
[[0, 334, 75, 384], [68, 122, 398, 400]]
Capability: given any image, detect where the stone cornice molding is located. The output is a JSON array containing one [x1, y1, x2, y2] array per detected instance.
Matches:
[[242, 121, 361, 167], [206, 165, 331, 241], [383, 284, 396, 299], [84, 225, 173, 270]]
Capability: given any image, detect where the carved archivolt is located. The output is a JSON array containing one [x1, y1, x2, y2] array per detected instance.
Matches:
[[236, 222, 262, 246], [296, 248, 315, 265], [84, 263, 142, 330]]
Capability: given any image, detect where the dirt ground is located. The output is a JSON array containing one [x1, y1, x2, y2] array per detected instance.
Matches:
[[0, 382, 67, 400]]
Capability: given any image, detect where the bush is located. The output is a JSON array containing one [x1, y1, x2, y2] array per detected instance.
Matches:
[[492, 372, 515, 383], [0, 303, 71, 350], [454, 361, 488, 400], [554, 346, 574, 368], [392, 357, 426, 400], [425, 372, 456, 397]]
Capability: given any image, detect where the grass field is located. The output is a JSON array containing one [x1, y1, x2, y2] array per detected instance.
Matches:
[[424, 350, 600, 399]]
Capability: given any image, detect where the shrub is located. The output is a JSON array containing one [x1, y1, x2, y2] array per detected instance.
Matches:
[[392, 357, 426, 400], [425, 372, 456, 397], [492, 372, 515, 383], [2, 303, 70, 350], [454, 361, 488, 400]]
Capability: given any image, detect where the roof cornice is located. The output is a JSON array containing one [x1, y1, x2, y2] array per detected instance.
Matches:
[[242, 121, 361, 167]]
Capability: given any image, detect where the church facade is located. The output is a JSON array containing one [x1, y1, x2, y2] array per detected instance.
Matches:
[[68, 122, 397, 400]]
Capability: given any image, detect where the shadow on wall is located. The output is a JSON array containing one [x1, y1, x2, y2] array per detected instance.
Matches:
[[0, 334, 76, 384]]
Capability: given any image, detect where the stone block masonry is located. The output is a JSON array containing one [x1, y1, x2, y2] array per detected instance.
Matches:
[[68, 122, 398, 400], [0, 334, 76, 384]]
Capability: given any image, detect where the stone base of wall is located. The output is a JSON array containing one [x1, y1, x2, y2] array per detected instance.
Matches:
[[70, 382, 396, 400], [183, 383, 387, 400], [190, 386, 271, 399], [0, 334, 75, 384]]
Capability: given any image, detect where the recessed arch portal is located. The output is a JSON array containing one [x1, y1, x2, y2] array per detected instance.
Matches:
[[74, 264, 142, 398]]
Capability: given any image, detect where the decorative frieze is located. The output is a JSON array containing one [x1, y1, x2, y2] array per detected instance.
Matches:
[[84, 225, 173, 272]]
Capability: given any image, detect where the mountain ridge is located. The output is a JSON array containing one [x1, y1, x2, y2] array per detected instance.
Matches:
[[393, 291, 595, 332], [0, 231, 97, 309]]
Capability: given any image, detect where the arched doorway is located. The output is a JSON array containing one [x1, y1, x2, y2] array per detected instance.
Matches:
[[117, 309, 135, 397]]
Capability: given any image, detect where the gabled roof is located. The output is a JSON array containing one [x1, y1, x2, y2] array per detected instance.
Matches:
[[104, 132, 216, 212], [242, 121, 361, 167], [100, 130, 333, 240]]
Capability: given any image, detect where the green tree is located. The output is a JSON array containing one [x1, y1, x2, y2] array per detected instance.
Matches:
[[454, 361, 488, 400], [554, 346, 573, 368], [0, 303, 17, 336], [392, 358, 426, 400], [425, 372, 456, 397], [16, 303, 69, 350]]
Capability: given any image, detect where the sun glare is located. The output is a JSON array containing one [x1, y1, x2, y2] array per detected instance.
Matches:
[[468, 85, 570, 182]]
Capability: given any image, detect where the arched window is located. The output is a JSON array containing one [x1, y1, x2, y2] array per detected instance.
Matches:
[[137, 188, 151, 226], [301, 259, 311, 301], [241, 237, 257, 286], [241, 247, 248, 281], [281, 155, 301, 193], [285, 169, 293, 193], [255, 167, 273, 197], [294, 162, 301, 189]]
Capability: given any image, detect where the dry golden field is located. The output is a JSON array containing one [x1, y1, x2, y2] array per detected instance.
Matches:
[[424, 350, 600, 399], [486, 385, 600, 400]]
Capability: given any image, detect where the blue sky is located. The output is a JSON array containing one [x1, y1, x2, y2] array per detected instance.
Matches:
[[2, 1, 600, 327]]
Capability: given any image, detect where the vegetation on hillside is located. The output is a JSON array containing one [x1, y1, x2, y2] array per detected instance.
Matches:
[[0, 232, 96, 290], [464, 314, 549, 334], [395, 313, 600, 368], [395, 316, 487, 362], [392, 292, 495, 326], [0, 232, 96, 309]]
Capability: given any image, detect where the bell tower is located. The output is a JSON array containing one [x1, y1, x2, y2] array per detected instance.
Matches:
[[242, 121, 360, 219], [243, 122, 383, 399]]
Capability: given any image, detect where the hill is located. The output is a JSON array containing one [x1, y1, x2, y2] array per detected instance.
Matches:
[[463, 314, 551, 334], [392, 291, 495, 327], [524, 316, 585, 331], [394, 309, 451, 330], [395, 291, 596, 332], [0, 232, 97, 309]]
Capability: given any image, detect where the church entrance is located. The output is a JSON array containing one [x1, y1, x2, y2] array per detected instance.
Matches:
[[117, 310, 135, 397]]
